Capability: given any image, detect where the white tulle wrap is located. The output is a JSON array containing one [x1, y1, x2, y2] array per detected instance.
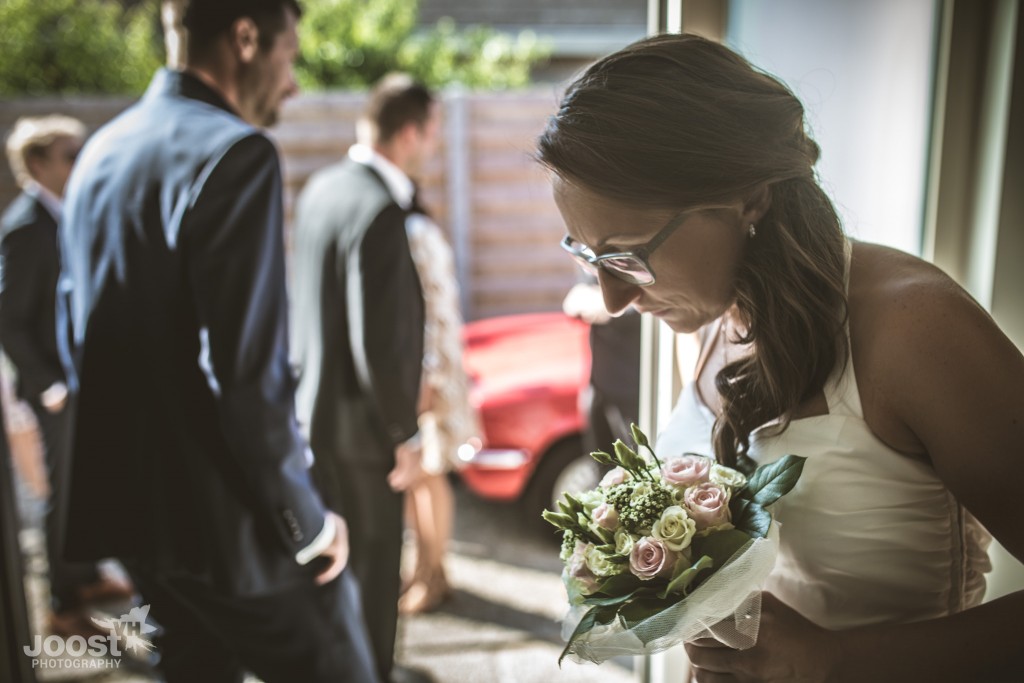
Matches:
[[560, 521, 780, 664]]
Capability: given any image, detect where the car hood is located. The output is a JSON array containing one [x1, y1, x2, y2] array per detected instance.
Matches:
[[463, 312, 590, 408]]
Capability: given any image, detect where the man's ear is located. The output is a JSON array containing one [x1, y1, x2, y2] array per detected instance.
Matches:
[[742, 183, 772, 226], [230, 17, 260, 64]]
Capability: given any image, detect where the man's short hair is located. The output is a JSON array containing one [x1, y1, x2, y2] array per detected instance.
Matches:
[[359, 73, 435, 146], [5, 115, 86, 188], [183, 0, 302, 58]]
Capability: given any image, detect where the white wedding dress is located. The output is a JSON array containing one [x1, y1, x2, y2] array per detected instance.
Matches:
[[654, 242, 992, 629]]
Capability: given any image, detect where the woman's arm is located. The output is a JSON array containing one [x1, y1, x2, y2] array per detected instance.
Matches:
[[686, 267, 1024, 682]]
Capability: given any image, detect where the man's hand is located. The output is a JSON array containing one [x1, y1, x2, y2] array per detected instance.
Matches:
[[314, 512, 350, 585], [387, 439, 424, 492]]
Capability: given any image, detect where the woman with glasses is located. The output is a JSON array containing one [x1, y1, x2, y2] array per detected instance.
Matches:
[[538, 33, 1023, 682]]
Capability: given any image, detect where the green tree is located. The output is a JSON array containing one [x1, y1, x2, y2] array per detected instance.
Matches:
[[296, 0, 550, 90], [0, 0, 162, 96]]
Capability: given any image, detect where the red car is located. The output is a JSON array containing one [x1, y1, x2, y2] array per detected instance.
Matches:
[[458, 312, 603, 517]]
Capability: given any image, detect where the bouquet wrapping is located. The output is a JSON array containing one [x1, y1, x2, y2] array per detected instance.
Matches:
[[543, 425, 804, 665]]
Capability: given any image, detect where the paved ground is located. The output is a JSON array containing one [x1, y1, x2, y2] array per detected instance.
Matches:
[[395, 482, 635, 682], [17, 479, 636, 683]]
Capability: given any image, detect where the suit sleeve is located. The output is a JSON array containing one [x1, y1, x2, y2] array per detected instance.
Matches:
[[346, 204, 425, 450], [182, 133, 329, 560], [0, 225, 64, 398]]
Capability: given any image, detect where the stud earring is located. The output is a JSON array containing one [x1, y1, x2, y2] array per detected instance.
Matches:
[[748, 223, 757, 238]]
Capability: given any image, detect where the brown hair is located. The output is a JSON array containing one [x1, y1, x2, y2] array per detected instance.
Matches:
[[537, 33, 848, 467], [358, 73, 435, 146], [183, 0, 302, 59]]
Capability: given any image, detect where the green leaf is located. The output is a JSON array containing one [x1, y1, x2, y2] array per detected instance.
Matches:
[[559, 604, 619, 666], [592, 571, 643, 597], [691, 528, 754, 569], [658, 554, 714, 599], [745, 454, 806, 507], [731, 499, 772, 538], [617, 596, 671, 633], [582, 586, 645, 608]]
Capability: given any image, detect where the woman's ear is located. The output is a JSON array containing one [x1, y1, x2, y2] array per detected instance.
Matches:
[[741, 183, 772, 226]]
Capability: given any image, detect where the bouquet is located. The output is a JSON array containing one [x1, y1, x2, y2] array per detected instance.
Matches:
[[542, 424, 805, 665]]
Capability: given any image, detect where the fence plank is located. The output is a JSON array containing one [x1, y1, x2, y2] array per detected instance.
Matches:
[[0, 89, 571, 320]]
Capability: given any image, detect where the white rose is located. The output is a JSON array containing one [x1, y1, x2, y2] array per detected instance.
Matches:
[[614, 528, 638, 557], [710, 463, 747, 490], [585, 544, 625, 578], [651, 505, 697, 552], [577, 489, 605, 512]]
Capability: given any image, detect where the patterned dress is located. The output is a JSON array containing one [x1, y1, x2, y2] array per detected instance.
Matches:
[[405, 214, 480, 474]]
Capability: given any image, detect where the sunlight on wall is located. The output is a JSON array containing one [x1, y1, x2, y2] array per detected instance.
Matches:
[[726, 0, 938, 256]]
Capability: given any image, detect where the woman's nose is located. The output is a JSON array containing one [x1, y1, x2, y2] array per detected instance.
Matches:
[[597, 269, 641, 316]]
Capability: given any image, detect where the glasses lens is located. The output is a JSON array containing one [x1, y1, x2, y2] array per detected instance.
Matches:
[[601, 255, 654, 285]]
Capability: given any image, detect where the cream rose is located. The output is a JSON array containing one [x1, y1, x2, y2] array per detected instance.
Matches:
[[585, 544, 624, 578], [661, 454, 713, 488], [614, 528, 638, 557], [651, 505, 697, 552], [577, 489, 605, 512], [684, 482, 733, 531], [629, 537, 676, 580], [710, 463, 747, 490]]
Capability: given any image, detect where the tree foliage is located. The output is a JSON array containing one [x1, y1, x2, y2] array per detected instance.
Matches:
[[0, 0, 549, 96], [0, 0, 163, 96], [295, 0, 550, 90]]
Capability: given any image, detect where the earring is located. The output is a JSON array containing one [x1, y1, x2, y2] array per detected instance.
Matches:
[[748, 223, 757, 238]]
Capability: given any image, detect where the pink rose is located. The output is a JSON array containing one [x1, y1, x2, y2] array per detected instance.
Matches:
[[599, 467, 628, 488], [684, 482, 733, 531], [661, 454, 713, 487], [629, 537, 675, 580], [592, 502, 620, 530], [568, 542, 600, 593]]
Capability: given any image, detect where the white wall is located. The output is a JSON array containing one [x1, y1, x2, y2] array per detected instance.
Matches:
[[726, 0, 939, 256]]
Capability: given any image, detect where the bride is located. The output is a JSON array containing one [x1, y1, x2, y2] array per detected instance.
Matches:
[[538, 33, 1023, 682]]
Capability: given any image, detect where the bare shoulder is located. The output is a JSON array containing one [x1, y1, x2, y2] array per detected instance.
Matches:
[[846, 241, 1023, 453], [847, 241, 995, 353], [847, 241, 1024, 557]]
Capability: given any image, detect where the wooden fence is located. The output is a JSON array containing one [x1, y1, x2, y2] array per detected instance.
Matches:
[[0, 88, 576, 320]]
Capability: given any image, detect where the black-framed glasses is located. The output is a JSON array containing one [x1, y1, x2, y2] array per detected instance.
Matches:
[[560, 209, 690, 286]]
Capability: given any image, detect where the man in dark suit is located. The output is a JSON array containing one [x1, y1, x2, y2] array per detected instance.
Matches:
[[291, 73, 433, 682], [58, 1, 377, 681], [0, 115, 133, 629]]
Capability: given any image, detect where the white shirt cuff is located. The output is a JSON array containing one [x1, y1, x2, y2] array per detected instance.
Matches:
[[294, 514, 335, 565]]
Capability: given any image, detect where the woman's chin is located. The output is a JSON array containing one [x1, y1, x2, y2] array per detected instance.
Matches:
[[653, 310, 702, 334]]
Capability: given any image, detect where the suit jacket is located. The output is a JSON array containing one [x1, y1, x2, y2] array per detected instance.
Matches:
[[0, 191, 65, 401], [59, 69, 330, 596], [290, 158, 425, 525]]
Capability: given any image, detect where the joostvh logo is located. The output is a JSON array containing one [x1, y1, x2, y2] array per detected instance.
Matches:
[[24, 604, 157, 671]]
